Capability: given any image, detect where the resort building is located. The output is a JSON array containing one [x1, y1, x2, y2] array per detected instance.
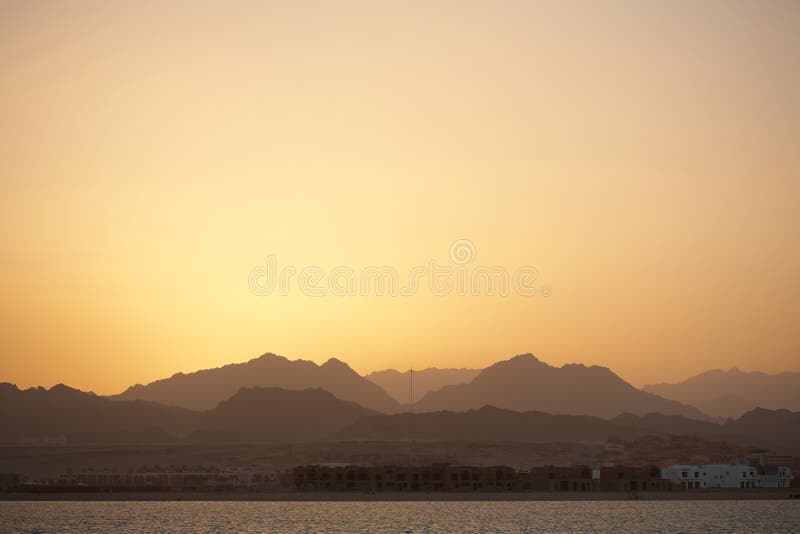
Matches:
[[757, 465, 793, 488], [661, 464, 760, 488], [291, 464, 675, 492], [596, 466, 673, 492]]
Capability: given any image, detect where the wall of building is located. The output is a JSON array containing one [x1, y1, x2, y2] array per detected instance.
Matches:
[[662, 464, 761, 489]]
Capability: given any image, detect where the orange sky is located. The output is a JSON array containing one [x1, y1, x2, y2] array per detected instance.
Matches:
[[2, 1, 799, 394]]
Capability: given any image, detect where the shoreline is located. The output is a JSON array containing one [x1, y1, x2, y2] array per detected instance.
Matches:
[[2, 489, 797, 502]]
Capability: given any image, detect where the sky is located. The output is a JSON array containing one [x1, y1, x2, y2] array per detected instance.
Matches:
[[1, 0, 799, 394]]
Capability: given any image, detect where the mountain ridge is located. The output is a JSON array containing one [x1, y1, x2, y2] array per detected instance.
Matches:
[[191, 386, 378, 442], [3, 381, 798, 453], [644, 368, 800, 418], [413, 353, 709, 420], [365, 367, 481, 405], [111, 352, 400, 413]]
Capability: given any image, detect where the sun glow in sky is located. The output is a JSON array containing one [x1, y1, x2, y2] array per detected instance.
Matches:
[[2, 1, 799, 394]]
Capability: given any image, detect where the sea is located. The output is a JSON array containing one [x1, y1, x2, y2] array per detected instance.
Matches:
[[1, 500, 799, 533]]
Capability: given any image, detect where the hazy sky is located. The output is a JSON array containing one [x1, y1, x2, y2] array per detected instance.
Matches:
[[2, 0, 799, 394]]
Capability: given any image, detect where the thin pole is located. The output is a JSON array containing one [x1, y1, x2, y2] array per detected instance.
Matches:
[[409, 367, 413, 467], [410, 368, 413, 414]]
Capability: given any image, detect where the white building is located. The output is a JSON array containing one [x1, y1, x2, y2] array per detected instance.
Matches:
[[662, 464, 759, 489], [662, 465, 705, 489], [759, 466, 793, 488], [703, 464, 759, 488]]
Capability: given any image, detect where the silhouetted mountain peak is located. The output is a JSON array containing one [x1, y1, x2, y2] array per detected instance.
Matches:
[[255, 351, 282, 360], [250, 352, 290, 365], [644, 368, 800, 418], [0, 382, 20, 393], [743, 406, 792, 417], [507, 353, 541, 363], [0, 382, 200, 444], [48, 383, 95, 398], [415, 353, 707, 419], [478, 353, 545, 376], [562, 362, 612, 373], [321, 357, 352, 371], [193, 386, 379, 443], [110, 351, 400, 412]]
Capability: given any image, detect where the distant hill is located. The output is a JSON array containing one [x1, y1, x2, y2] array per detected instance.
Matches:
[[644, 369, 800, 419], [413, 354, 708, 420], [721, 407, 800, 454], [610, 412, 720, 437], [4, 380, 798, 453], [338, 405, 800, 454], [191, 387, 378, 443], [338, 406, 728, 443], [365, 368, 480, 405], [338, 405, 634, 442], [0, 382, 198, 443], [111, 353, 400, 413], [0, 382, 375, 444]]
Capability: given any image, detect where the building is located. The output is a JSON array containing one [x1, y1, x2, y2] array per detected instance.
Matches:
[[755, 455, 794, 467], [662, 464, 759, 489], [292, 464, 520, 492], [757, 466, 793, 489], [525, 466, 597, 491], [39, 468, 280, 492], [449, 465, 517, 492], [293, 464, 452, 492], [292, 464, 675, 492], [662, 465, 705, 489], [597, 466, 673, 492]]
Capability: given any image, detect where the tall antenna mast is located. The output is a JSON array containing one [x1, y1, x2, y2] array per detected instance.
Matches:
[[410, 367, 413, 414], [409, 367, 414, 467]]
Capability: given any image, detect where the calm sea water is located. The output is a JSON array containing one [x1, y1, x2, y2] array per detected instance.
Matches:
[[1, 500, 798, 533]]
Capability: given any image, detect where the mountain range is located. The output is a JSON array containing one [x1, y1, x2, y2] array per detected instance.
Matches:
[[190, 387, 377, 442], [110, 352, 708, 420], [111, 353, 399, 413], [644, 369, 800, 419], [412, 354, 707, 420], [5, 350, 800, 453], [337, 405, 800, 453], [0, 383, 374, 443], [4, 381, 798, 454], [365, 368, 480, 405], [0, 382, 198, 443]]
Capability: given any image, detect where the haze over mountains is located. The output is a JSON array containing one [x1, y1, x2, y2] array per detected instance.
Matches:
[[111, 353, 399, 413], [365, 368, 480, 405], [412, 354, 707, 420], [4, 381, 798, 455], [644, 369, 800, 419], [338, 406, 800, 452], [0, 383, 199, 443], [5, 350, 800, 454], [0, 383, 375, 444], [191, 387, 377, 443], [111, 352, 706, 420]]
